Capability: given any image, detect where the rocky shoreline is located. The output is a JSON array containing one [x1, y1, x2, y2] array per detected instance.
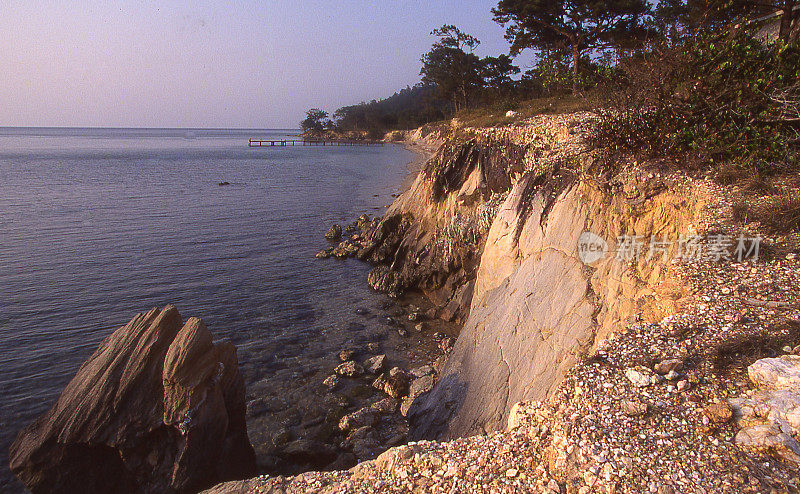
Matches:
[[11, 113, 800, 493], [206, 113, 800, 493]]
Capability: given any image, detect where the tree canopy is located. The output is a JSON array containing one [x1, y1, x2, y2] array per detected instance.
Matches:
[[492, 0, 651, 91], [299, 109, 330, 133], [420, 25, 485, 112], [420, 25, 521, 111]]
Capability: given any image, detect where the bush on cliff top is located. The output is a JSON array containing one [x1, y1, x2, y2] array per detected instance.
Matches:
[[592, 31, 800, 176]]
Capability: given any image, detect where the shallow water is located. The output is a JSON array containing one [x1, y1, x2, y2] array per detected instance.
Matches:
[[0, 128, 415, 490]]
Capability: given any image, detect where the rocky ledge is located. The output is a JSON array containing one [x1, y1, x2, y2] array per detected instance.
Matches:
[[9, 305, 256, 494]]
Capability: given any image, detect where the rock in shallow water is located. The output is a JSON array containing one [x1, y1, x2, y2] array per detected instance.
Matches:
[[334, 360, 364, 378], [325, 223, 342, 240], [363, 354, 386, 374], [9, 305, 256, 494]]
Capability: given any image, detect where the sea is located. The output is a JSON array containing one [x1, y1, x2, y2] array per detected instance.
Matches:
[[0, 127, 417, 491]]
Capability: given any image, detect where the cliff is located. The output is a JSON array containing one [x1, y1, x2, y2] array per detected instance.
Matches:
[[212, 112, 800, 493]]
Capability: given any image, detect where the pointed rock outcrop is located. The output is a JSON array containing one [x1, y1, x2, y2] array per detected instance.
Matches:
[[9, 305, 255, 494]]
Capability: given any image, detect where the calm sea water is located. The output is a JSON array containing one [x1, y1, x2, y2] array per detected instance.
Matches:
[[0, 128, 414, 490]]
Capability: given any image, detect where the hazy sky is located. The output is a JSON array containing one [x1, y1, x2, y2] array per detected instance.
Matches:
[[0, 1, 534, 128]]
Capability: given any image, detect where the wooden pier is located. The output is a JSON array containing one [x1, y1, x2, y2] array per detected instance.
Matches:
[[248, 139, 385, 147]]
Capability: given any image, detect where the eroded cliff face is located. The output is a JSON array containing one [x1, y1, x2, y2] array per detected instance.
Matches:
[[360, 135, 526, 323], [409, 170, 702, 439], [366, 114, 705, 440], [362, 115, 597, 324]]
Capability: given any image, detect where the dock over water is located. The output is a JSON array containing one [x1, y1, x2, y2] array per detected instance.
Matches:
[[248, 139, 385, 147]]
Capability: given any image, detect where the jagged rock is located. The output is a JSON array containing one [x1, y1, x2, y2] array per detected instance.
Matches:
[[371, 397, 399, 414], [331, 240, 358, 259], [339, 407, 379, 432], [438, 280, 475, 324], [380, 368, 409, 399], [323, 375, 341, 391], [9, 306, 256, 494], [625, 366, 654, 388], [654, 358, 683, 375], [408, 154, 699, 440], [342, 426, 381, 460], [439, 337, 454, 354], [325, 224, 342, 240], [367, 266, 401, 295], [409, 375, 435, 398], [339, 349, 356, 362], [385, 368, 409, 398], [730, 356, 800, 463], [410, 365, 434, 378], [315, 248, 333, 259], [748, 355, 800, 390], [372, 374, 388, 392], [734, 423, 800, 463], [702, 402, 733, 424], [334, 361, 364, 378], [401, 375, 436, 416], [363, 354, 386, 374]]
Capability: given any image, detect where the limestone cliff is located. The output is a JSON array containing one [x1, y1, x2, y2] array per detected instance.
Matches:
[[364, 114, 704, 439], [409, 167, 702, 439]]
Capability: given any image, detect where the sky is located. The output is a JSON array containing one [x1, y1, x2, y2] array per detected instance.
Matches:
[[0, 0, 535, 129]]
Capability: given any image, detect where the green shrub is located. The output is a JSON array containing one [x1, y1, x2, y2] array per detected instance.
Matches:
[[593, 31, 800, 176], [531, 55, 616, 95]]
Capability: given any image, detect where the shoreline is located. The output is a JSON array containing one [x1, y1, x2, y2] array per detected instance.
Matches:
[[4, 133, 453, 492]]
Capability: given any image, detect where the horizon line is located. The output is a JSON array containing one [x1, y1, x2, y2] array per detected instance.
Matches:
[[0, 125, 301, 131]]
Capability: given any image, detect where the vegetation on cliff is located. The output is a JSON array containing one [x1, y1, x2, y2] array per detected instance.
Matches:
[[303, 0, 798, 208]]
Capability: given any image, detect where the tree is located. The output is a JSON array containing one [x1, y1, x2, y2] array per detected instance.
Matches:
[[651, 0, 799, 42], [300, 108, 329, 133], [480, 54, 521, 96], [776, 0, 798, 40], [420, 25, 485, 112], [492, 0, 651, 92]]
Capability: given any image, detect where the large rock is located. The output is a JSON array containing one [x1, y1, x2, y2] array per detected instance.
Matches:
[[730, 355, 800, 463], [748, 355, 800, 390], [9, 306, 256, 494], [334, 361, 364, 378], [359, 137, 527, 311]]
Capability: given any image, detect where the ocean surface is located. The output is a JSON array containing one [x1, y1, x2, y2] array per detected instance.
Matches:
[[0, 128, 416, 490]]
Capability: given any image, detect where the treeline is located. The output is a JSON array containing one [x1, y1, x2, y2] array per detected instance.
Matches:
[[300, 0, 799, 136]]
